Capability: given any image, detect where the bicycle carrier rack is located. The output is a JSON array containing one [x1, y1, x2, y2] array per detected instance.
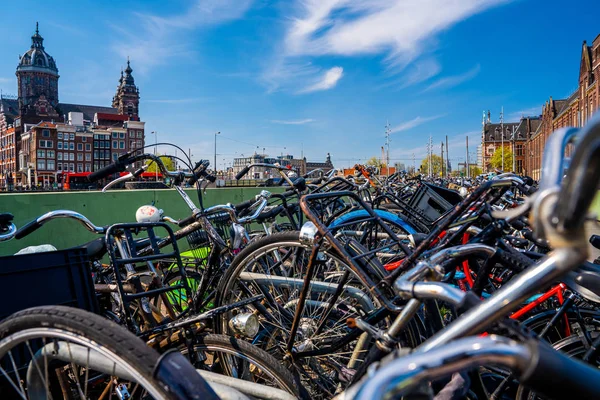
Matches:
[[105, 222, 195, 333]]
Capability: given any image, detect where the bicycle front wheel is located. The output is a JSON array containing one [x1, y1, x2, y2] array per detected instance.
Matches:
[[0, 306, 174, 399]]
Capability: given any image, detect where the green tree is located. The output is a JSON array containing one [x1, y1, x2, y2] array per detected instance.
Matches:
[[489, 146, 514, 171], [420, 154, 443, 176], [470, 166, 483, 177], [366, 156, 385, 168], [145, 155, 175, 173]]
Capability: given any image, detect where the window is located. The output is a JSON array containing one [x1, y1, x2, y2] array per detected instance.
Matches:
[[69, 153, 75, 161], [69, 143, 75, 150], [137, 131, 142, 138], [47, 150, 55, 158], [94, 134, 98, 140], [137, 140, 142, 147], [69, 163, 75, 172], [69, 133, 75, 140], [129, 131, 135, 137], [57, 163, 62, 171], [85, 153, 91, 161], [104, 150, 110, 159], [39, 140, 46, 148], [37, 160, 46, 170], [93, 150, 98, 159], [64, 141, 68, 148], [85, 143, 91, 151], [42, 129, 50, 137], [85, 164, 91, 172], [119, 132, 125, 139], [112, 141, 118, 149], [77, 164, 83, 173], [112, 153, 118, 161], [46, 140, 53, 148], [130, 140, 136, 148], [94, 141, 98, 148], [112, 132, 118, 138], [77, 154, 83, 161], [57, 153, 62, 161], [119, 141, 125, 149], [37, 150, 45, 158], [77, 143, 83, 151], [57, 132, 63, 139], [57, 142, 63, 150], [47, 160, 55, 170], [82, 137, 87, 142], [516, 144, 524, 156]]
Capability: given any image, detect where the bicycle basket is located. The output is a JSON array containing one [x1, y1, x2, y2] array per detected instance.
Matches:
[[0, 248, 98, 320]]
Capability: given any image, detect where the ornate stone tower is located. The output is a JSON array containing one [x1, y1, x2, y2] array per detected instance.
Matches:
[[16, 23, 59, 117], [112, 59, 140, 121]]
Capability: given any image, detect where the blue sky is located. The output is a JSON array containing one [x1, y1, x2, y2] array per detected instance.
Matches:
[[0, 0, 598, 170]]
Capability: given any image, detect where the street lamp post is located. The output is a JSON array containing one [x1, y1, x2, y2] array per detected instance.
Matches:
[[214, 131, 220, 175], [151, 131, 158, 181]]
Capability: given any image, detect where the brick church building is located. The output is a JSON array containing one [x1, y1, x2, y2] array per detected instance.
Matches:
[[0, 23, 145, 188]]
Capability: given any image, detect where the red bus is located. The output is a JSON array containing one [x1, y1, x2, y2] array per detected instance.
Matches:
[[63, 172, 93, 190]]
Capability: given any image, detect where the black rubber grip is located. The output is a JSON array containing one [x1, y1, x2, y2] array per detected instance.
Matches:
[[14, 218, 42, 240], [88, 162, 123, 182], [520, 339, 600, 399], [235, 166, 250, 180], [509, 218, 527, 230], [234, 199, 254, 213], [495, 247, 534, 273], [178, 215, 196, 228]]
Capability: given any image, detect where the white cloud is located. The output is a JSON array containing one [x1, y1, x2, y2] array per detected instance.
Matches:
[[111, 0, 254, 73], [423, 64, 481, 92], [270, 118, 315, 125], [265, 0, 509, 91], [298, 66, 344, 93], [0, 78, 11, 83], [391, 114, 445, 133]]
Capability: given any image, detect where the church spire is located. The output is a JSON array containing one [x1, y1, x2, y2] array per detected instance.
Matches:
[[112, 58, 140, 120]]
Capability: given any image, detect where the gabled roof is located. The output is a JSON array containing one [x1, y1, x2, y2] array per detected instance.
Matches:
[[483, 116, 541, 142], [57, 103, 118, 121]]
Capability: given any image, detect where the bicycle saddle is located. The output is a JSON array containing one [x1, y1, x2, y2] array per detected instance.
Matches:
[[72, 237, 107, 260], [0, 213, 14, 226], [564, 261, 600, 304]]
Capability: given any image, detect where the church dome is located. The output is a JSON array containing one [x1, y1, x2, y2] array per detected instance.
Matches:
[[17, 23, 58, 75]]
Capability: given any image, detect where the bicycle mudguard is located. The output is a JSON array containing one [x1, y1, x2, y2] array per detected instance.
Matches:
[[328, 209, 418, 234], [154, 350, 220, 400]]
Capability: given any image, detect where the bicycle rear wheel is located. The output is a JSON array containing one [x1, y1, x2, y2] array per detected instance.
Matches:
[[0, 306, 173, 399]]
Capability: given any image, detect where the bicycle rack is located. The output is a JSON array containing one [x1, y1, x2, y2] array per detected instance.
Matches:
[[105, 222, 194, 333]]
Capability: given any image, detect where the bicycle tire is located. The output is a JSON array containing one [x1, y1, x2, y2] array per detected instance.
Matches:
[[182, 333, 302, 398], [0, 306, 171, 399]]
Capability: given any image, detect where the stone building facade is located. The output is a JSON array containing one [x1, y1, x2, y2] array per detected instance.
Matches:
[[526, 36, 600, 180], [481, 115, 540, 175], [0, 24, 145, 188]]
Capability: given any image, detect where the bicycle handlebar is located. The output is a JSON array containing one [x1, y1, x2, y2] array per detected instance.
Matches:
[[235, 163, 298, 181], [346, 335, 600, 400], [15, 210, 105, 240]]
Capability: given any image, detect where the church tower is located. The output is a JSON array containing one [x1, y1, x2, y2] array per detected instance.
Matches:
[[112, 59, 140, 121], [16, 23, 59, 117]]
